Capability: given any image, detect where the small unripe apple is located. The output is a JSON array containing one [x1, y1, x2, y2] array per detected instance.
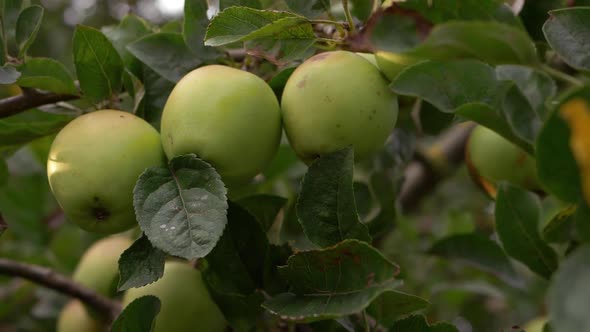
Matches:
[[467, 125, 540, 192], [73, 235, 133, 297], [47, 110, 165, 234], [122, 261, 226, 332], [375, 51, 423, 81], [160, 65, 282, 184], [56, 300, 104, 332], [523, 316, 548, 332], [281, 51, 398, 163]]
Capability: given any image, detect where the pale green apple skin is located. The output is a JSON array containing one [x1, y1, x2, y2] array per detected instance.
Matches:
[[468, 126, 540, 190], [57, 300, 104, 332], [73, 236, 133, 296], [356, 52, 378, 67], [375, 51, 422, 81], [281, 51, 398, 163], [47, 110, 165, 234], [123, 261, 226, 332], [523, 317, 548, 332], [160, 65, 282, 184]]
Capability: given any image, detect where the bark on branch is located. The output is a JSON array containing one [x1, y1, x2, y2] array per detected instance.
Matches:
[[0, 258, 122, 323], [399, 122, 476, 212], [0, 88, 78, 119]]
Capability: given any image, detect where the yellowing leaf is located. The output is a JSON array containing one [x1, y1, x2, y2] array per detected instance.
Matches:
[[560, 98, 590, 206]]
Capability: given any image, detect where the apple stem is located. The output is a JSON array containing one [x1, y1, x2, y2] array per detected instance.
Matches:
[[342, 0, 356, 33]]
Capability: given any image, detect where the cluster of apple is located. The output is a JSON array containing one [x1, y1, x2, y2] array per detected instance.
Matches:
[[56, 236, 225, 332], [46, 50, 399, 235]]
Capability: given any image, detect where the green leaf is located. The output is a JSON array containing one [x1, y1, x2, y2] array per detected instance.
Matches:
[[203, 203, 269, 331], [574, 202, 590, 243], [297, 147, 371, 247], [134, 65, 174, 129], [429, 233, 519, 285], [285, 0, 330, 18], [219, 0, 262, 10], [17, 58, 77, 95], [268, 67, 296, 99], [536, 86, 590, 203], [73, 25, 124, 102], [236, 194, 287, 231], [0, 65, 20, 84], [127, 32, 201, 83], [111, 295, 161, 332], [0, 159, 7, 186], [15, 5, 43, 58], [367, 291, 430, 327], [117, 235, 165, 291], [183, 0, 219, 59], [495, 184, 558, 279], [204, 7, 315, 47], [496, 65, 556, 143], [367, 172, 397, 238], [350, 0, 373, 21], [133, 154, 228, 260], [0, 109, 72, 151], [543, 7, 590, 71], [398, 0, 505, 23], [263, 239, 401, 322], [102, 14, 152, 76], [409, 21, 538, 65], [391, 59, 531, 153], [542, 205, 576, 243], [548, 245, 590, 332], [389, 315, 459, 332]]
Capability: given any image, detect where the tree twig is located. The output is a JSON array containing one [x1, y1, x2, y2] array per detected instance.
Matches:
[[0, 88, 78, 119], [398, 122, 476, 212], [0, 258, 122, 323]]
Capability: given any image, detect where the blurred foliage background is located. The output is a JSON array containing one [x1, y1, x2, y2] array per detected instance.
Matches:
[[0, 0, 578, 331]]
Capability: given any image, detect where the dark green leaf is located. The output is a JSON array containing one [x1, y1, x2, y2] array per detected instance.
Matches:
[[543, 8, 590, 71], [392, 59, 531, 153], [0, 109, 72, 150], [203, 203, 268, 331], [204, 7, 315, 47], [398, 0, 503, 23], [409, 21, 538, 65], [367, 172, 397, 238], [429, 233, 518, 285], [15, 5, 43, 58], [285, 0, 330, 18], [111, 295, 161, 332], [389, 315, 459, 332], [367, 291, 430, 327], [73, 25, 124, 102], [574, 202, 590, 243], [219, 0, 262, 10], [268, 67, 296, 99], [297, 147, 371, 247], [0, 65, 20, 84], [236, 194, 287, 231], [134, 65, 174, 129], [548, 245, 590, 332], [543, 205, 576, 243], [536, 86, 589, 203], [184, 0, 219, 59], [117, 235, 166, 291], [127, 32, 201, 83], [102, 14, 152, 76], [263, 240, 401, 322], [0, 159, 7, 186], [350, 0, 373, 21], [133, 154, 228, 260], [495, 184, 558, 279], [17, 58, 77, 95]]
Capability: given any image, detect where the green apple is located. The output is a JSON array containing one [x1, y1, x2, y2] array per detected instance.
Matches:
[[375, 51, 423, 81], [122, 261, 226, 332], [523, 316, 548, 332], [160, 65, 282, 184], [56, 300, 104, 332], [73, 235, 133, 296], [467, 125, 540, 190], [281, 51, 398, 163], [47, 110, 165, 234], [356, 52, 378, 67]]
